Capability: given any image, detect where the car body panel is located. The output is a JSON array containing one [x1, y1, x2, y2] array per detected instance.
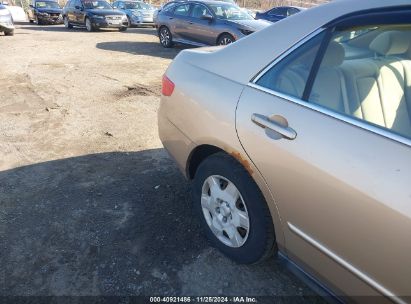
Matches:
[[159, 58, 287, 250], [236, 84, 411, 300]]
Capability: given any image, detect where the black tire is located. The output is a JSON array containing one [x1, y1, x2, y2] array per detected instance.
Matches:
[[37, 17, 43, 25], [4, 29, 14, 36], [63, 16, 73, 29], [119, 26, 127, 32], [85, 17, 94, 32], [192, 152, 276, 264], [159, 26, 173, 48], [217, 33, 235, 46]]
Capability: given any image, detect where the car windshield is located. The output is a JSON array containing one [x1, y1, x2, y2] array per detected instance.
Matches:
[[82, 0, 112, 9], [124, 2, 152, 10], [35, 1, 61, 8], [208, 3, 252, 20]]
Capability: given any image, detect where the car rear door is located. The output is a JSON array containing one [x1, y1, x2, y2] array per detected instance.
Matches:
[[236, 13, 411, 302]]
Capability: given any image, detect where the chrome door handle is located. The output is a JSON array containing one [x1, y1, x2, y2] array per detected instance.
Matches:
[[251, 113, 297, 140]]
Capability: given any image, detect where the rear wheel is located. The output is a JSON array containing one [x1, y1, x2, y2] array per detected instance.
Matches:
[[217, 33, 235, 45], [192, 152, 276, 264], [85, 17, 94, 32], [64, 16, 73, 29], [119, 26, 127, 32], [159, 26, 173, 48], [4, 29, 14, 36]]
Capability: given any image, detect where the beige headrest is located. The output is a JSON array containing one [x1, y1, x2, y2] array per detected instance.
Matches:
[[322, 41, 345, 67], [370, 31, 411, 56]]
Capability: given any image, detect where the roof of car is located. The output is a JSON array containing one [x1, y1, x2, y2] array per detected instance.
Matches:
[[179, 0, 411, 84]]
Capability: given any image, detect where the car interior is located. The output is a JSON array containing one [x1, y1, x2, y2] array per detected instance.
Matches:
[[259, 26, 411, 140]]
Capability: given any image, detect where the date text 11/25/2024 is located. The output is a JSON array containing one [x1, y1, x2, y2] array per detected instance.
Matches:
[[150, 297, 258, 303]]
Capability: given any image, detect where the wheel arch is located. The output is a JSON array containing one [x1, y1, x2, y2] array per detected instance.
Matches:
[[186, 143, 286, 251]]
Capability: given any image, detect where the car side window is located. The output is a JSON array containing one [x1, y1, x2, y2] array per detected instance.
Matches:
[[173, 4, 190, 17], [308, 25, 411, 140], [287, 7, 299, 16], [112, 1, 118, 8], [269, 7, 287, 17], [256, 31, 325, 99], [190, 4, 210, 19]]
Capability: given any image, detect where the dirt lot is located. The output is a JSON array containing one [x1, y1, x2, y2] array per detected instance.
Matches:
[[0, 24, 325, 302]]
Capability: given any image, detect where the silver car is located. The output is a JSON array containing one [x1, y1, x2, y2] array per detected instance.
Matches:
[[0, 4, 14, 36], [156, 0, 270, 47], [159, 0, 411, 302], [112, 0, 155, 27]]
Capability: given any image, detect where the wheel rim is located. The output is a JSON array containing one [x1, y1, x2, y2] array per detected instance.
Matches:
[[220, 37, 233, 45], [201, 175, 250, 248], [86, 19, 91, 31], [160, 28, 170, 46]]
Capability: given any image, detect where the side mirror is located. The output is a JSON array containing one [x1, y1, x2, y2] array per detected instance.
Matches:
[[74, 5, 80, 9], [29, 4, 34, 8], [202, 13, 213, 21]]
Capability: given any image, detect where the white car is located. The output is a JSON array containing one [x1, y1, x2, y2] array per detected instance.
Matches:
[[5, 4, 27, 22], [0, 4, 14, 35]]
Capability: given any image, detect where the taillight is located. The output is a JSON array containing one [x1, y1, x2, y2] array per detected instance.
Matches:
[[162, 74, 175, 96]]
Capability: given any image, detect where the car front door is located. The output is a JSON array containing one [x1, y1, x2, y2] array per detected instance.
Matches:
[[169, 3, 191, 41], [236, 12, 411, 302], [186, 3, 215, 46], [74, 0, 85, 24]]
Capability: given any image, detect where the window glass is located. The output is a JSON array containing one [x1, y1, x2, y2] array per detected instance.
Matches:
[[191, 4, 209, 19], [209, 3, 252, 20], [82, 0, 112, 9], [269, 7, 287, 16], [287, 7, 299, 16], [36, 1, 60, 8], [309, 24, 411, 139], [173, 4, 190, 16], [256, 31, 325, 99]]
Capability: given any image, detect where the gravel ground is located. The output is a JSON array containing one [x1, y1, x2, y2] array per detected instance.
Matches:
[[0, 24, 326, 303]]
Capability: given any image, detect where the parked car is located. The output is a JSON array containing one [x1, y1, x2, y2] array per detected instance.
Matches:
[[159, 0, 411, 302], [112, 0, 155, 27], [0, 3, 13, 35], [62, 0, 128, 32], [28, 0, 63, 25], [156, 0, 270, 47], [255, 5, 304, 23], [2, 3, 27, 22]]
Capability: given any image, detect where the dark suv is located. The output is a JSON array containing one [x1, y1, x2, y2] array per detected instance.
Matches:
[[62, 0, 128, 32]]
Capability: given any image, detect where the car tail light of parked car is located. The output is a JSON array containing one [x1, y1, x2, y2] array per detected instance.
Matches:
[[162, 74, 174, 96]]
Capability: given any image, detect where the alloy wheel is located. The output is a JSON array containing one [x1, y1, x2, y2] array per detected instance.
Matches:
[[201, 175, 250, 248], [219, 37, 233, 45], [160, 28, 170, 47]]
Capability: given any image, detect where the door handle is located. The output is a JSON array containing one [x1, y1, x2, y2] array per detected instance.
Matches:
[[251, 113, 297, 140]]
